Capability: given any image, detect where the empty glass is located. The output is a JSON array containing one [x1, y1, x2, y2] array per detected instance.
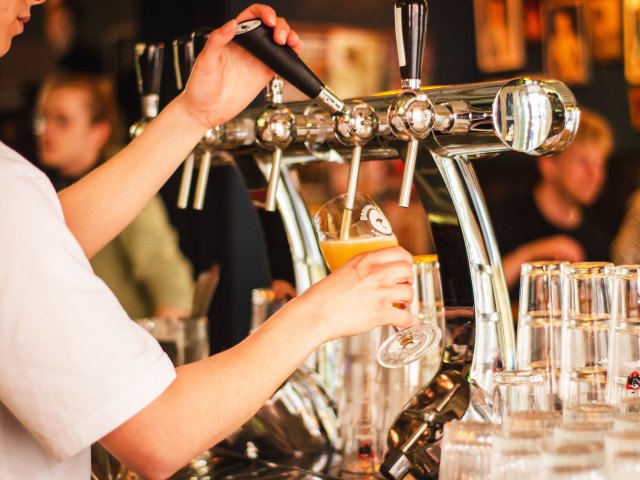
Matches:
[[503, 410, 562, 432], [492, 370, 550, 424], [613, 410, 640, 431], [491, 430, 545, 479], [338, 328, 381, 476], [134, 316, 209, 366], [517, 261, 566, 405], [606, 266, 640, 406], [553, 421, 612, 444], [560, 262, 614, 406], [542, 442, 605, 479], [563, 402, 618, 424], [439, 421, 497, 480], [605, 431, 640, 476]]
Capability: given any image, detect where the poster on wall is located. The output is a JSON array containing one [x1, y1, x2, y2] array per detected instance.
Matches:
[[542, 0, 591, 85], [524, 0, 543, 42], [628, 87, 640, 129], [473, 0, 527, 73], [586, 0, 622, 62], [624, 0, 640, 84]]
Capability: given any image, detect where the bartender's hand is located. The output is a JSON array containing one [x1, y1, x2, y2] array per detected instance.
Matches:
[[181, 4, 303, 129], [285, 246, 417, 341]]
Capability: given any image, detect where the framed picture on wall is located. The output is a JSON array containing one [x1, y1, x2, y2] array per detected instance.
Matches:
[[524, 0, 543, 42], [586, 0, 622, 62], [628, 86, 640, 130], [473, 0, 526, 73], [624, 0, 640, 84], [542, 0, 591, 85]]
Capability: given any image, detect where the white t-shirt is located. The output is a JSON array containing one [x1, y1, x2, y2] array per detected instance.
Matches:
[[0, 142, 177, 479]]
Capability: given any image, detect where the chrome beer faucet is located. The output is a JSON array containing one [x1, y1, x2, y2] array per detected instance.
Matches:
[[255, 76, 296, 212], [234, 19, 379, 214], [389, 0, 436, 208], [173, 28, 232, 211], [130, 42, 164, 139]]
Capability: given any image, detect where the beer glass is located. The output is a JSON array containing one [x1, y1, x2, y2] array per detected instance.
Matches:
[[605, 431, 640, 476], [502, 410, 561, 432], [541, 442, 605, 479], [313, 193, 441, 368], [606, 266, 640, 406], [517, 261, 566, 405], [563, 402, 618, 424], [492, 370, 550, 424], [613, 410, 640, 432], [439, 421, 497, 480], [491, 430, 545, 479], [560, 262, 613, 406]]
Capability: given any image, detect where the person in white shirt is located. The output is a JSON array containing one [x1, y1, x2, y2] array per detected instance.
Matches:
[[0, 2, 418, 479]]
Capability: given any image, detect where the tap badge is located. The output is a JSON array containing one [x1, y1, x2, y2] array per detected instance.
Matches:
[[627, 371, 640, 391], [237, 19, 262, 35], [361, 205, 393, 236]]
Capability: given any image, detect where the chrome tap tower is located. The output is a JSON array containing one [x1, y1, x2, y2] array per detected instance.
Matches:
[[164, 2, 580, 478]]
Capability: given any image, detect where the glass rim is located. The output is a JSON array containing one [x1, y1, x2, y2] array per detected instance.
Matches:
[[562, 261, 614, 277], [605, 430, 640, 441], [414, 254, 439, 265], [494, 369, 546, 384], [613, 265, 640, 277], [521, 260, 569, 273], [555, 421, 612, 432], [314, 192, 374, 214]]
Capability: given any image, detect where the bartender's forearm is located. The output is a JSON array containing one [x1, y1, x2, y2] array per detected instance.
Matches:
[[100, 298, 327, 480], [58, 95, 208, 258]]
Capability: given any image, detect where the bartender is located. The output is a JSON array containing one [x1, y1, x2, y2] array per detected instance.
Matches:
[[0, 2, 417, 479]]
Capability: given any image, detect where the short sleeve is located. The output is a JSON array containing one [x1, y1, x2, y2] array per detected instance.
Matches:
[[0, 164, 176, 461]]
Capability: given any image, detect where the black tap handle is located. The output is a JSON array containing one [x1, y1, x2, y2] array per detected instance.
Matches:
[[133, 42, 164, 96], [192, 27, 213, 58], [172, 35, 194, 91], [234, 19, 324, 100], [395, 0, 428, 85]]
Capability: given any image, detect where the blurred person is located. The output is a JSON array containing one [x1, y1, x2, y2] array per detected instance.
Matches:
[[0, 3, 418, 479], [43, 0, 103, 73], [611, 188, 640, 264], [36, 71, 194, 319], [490, 108, 614, 290]]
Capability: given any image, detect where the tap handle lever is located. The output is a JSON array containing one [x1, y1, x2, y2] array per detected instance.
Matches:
[[265, 148, 284, 212], [234, 20, 344, 114], [177, 152, 195, 209], [192, 27, 213, 57], [133, 42, 164, 98], [394, 0, 428, 90], [172, 35, 195, 92]]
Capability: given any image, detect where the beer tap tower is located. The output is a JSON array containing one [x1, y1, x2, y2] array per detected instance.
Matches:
[[172, 4, 580, 477], [130, 41, 164, 139]]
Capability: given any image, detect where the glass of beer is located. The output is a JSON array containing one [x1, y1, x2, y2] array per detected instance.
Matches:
[[313, 192, 441, 368]]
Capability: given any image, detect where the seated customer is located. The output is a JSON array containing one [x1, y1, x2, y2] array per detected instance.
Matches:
[[490, 108, 614, 290], [611, 188, 640, 264], [35, 72, 195, 318]]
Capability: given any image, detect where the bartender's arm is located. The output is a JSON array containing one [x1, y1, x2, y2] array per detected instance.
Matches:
[[58, 4, 302, 259], [100, 246, 416, 479]]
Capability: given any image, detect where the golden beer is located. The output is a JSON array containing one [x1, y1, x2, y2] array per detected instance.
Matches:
[[319, 235, 399, 271]]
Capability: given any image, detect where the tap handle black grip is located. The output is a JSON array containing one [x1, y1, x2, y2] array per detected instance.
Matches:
[[234, 19, 324, 100], [172, 35, 194, 91], [395, 0, 428, 84], [133, 42, 164, 96]]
